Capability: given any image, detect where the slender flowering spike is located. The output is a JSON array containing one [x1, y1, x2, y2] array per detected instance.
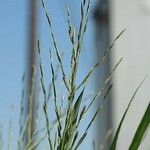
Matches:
[[76, 30, 125, 91], [41, 0, 70, 92], [37, 41, 53, 150], [49, 49, 62, 140]]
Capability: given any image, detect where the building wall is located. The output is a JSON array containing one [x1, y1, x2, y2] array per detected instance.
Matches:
[[110, 0, 150, 149]]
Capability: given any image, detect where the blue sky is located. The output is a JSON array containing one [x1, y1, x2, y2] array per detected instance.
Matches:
[[0, 0, 27, 149], [0, 0, 101, 149]]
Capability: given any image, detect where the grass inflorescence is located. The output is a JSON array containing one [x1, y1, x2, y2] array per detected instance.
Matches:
[[37, 0, 125, 150]]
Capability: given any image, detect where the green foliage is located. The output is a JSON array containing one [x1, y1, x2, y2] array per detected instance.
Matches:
[[129, 102, 150, 150], [110, 76, 147, 150]]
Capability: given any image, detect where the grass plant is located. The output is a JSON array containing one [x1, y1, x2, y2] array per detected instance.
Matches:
[[0, 0, 149, 150]]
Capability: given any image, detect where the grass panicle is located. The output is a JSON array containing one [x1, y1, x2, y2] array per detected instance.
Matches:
[[37, 40, 53, 150], [76, 31, 125, 91], [84, 58, 123, 116], [40, 0, 70, 92], [49, 49, 62, 142], [38, 0, 126, 150], [74, 83, 112, 150]]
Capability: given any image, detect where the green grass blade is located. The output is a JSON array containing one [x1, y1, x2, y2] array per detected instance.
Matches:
[[60, 88, 85, 149], [110, 75, 147, 150], [129, 102, 150, 150], [73, 88, 85, 121]]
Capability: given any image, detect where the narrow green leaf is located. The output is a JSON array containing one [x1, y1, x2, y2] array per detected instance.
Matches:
[[69, 88, 85, 127], [60, 88, 85, 149], [110, 76, 147, 150], [129, 102, 150, 150], [73, 88, 85, 121]]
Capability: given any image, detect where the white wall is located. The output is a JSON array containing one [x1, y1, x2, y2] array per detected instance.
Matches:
[[110, 0, 150, 149]]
